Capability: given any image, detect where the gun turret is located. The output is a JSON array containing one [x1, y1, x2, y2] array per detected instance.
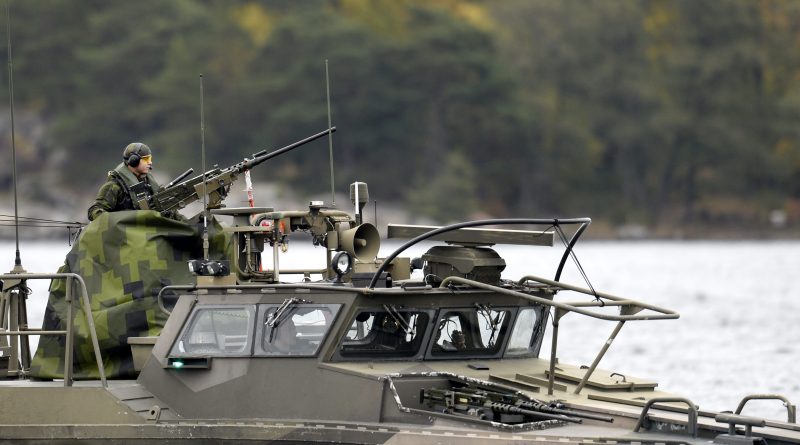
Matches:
[[137, 127, 336, 213]]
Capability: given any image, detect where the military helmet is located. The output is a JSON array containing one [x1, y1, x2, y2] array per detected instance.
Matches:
[[123, 142, 152, 167]]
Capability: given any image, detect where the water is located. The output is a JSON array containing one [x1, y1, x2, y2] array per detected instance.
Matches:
[[1, 238, 798, 420]]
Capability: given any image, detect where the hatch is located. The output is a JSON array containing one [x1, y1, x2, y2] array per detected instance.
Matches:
[[545, 362, 657, 391]]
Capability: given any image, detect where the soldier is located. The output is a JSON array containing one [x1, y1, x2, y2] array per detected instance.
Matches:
[[87, 142, 182, 221]]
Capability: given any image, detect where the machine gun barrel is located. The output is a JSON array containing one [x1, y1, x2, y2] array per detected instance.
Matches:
[[142, 127, 336, 213], [517, 401, 613, 423], [487, 402, 583, 423], [241, 126, 336, 172], [420, 387, 589, 424]]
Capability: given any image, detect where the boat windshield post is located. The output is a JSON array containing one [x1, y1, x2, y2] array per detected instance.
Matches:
[[547, 308, 568, 395], [573, 320, 626, 395]]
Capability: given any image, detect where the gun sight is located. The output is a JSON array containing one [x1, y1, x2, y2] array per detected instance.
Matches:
[[165, 168, 194, 189]]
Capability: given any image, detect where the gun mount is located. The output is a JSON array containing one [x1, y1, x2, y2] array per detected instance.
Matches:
[[136, 127, 336, 213], [417, 378, 614, 426]]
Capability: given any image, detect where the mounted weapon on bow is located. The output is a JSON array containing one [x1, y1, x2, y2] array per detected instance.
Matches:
[[132, 127, 336, 213]]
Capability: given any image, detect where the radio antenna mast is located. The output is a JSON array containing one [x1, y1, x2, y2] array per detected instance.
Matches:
[[6, 0, 22, 272], [200, 74, 209, 260], [325, 59, 336, 207], [3, 0, 32, 376]]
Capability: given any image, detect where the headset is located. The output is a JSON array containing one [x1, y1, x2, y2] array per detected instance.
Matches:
[[125, 143, 145, 167]]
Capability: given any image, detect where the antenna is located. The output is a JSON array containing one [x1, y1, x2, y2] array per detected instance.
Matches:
[[6, 0, 22, 272], [200, 74, 209, 260], [325, 59, 336, 207], [3, 0, 30, 376]]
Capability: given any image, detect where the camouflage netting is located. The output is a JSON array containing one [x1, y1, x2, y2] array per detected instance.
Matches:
[[30, 210, 232, 379]]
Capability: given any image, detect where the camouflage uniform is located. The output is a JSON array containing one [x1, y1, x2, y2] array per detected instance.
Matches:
[[87, 162, 160, 221]]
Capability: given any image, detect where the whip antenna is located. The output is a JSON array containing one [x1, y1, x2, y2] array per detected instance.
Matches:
[[200, 74, 209, 260], [6, 0, 22, 271], [326, 59, 336, 206]]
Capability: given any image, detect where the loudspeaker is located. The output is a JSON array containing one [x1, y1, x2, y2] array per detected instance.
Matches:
[[338, 223, 380, 261]]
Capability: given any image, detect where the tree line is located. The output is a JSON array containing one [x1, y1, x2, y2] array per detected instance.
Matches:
[[1, 0, 799, 232]]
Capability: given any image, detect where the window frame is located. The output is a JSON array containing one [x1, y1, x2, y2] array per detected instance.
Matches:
[[331, 307, 435, 361], [169, 304, 257, 358], [504, 305, 549, 358], [253, 302, 343, 358], [424, 306, 519, 360]]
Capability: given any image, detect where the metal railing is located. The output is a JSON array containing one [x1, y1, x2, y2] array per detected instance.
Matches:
[[0, 273, 106, 387], [438, 275, 678, 395], [634, 397, 698, 437], [366, 218, 680, 397], [736, 394, 796, 424], [156, 282, 366, 315], [368, 218, 593, 289]]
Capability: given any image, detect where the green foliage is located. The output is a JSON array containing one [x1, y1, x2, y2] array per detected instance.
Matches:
[[406, 149, 479, 222], [2, 0, 800, 228]]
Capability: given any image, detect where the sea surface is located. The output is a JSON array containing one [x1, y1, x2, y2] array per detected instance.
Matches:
[[1, 238, 798, 420]]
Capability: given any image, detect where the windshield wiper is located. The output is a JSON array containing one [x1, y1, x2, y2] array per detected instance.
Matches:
[[266, 297, 309, 342], [382, 304, 414, 337], [475, 303, 502, 347]]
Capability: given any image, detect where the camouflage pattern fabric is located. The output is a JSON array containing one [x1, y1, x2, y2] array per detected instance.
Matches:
[[30, 210, 232, 379]]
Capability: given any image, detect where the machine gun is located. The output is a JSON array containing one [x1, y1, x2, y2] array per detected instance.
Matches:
[[420, 386, 613, 424], [135, 127, 336, 213]]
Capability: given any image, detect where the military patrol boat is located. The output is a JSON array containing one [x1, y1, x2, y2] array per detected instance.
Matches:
[[1, 165, 799, 444]]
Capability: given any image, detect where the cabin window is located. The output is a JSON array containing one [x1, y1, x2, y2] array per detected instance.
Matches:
[[505, 307, 540, 356], [258, 303, 341, 357], [339, 308, 431, 358], [430, 307, 511, 357], [170, 305, 256, 357]]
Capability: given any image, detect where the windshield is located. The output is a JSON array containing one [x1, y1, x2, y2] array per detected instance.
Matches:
[[170, 305, 256, 357], [431, 307, 511, 357], [505, 307, 545, 357], [260, 303, 341, 356], [339, 307, 431, 358]]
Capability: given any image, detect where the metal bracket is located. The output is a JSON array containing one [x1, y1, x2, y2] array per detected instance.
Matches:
[[634, 397, 698, 437], [735, 394, 796, 424], [147, 405, 162, 423], [714, 413, 767, 445]]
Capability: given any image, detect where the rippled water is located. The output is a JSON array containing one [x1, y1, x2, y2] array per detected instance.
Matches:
[[1, 238, 798, 420]]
